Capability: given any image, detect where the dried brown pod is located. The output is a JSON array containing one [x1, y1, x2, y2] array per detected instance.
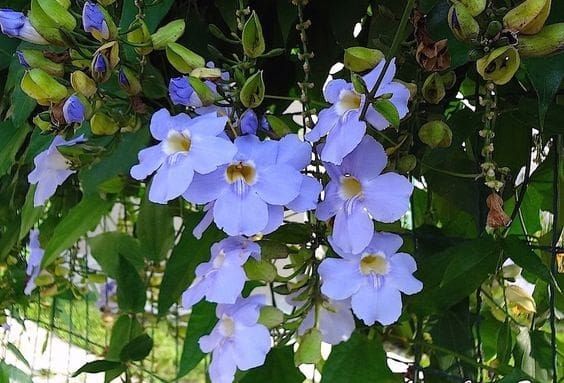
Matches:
[[486, 192, 511, 229], [413, 11, 451, 72]]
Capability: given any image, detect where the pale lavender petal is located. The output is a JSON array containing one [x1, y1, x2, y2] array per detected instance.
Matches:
[[318, 300, 355, 345], [149, 109, 175, 140], [286, 176, 321, 212], [183, 168, 227, 204], [365, 106, 390, 131], [321, 112, 366, 165], [193, 203, 214, 239], [181, 277, 210, 309], [254, 164, 302, 205], [351, 283, 402, 325], [205, 264, 247, 304], [305, 108, 339, 143], [366, 231, 404, 257], [339, 135, 387, 182], [148, 158, 195, 203], [378, 82, 410, 118], [362, 58, 396, 90], [316, 181, 342, 221], [319, 258, 363, 300], [199, 328, 223, 353], [324, 79, 350, 104], [276, 134, 311, 170], [213, 190, 268, 236], [209, 346, 237, 383], [261, 204, 284, 235], [362, 172, 413, 222], [232, 324, 271, 370], [332, 203, 373, 254], [188, 135, 237, 174], [130, 144, 166, 180], [187, 114, 228, 137]]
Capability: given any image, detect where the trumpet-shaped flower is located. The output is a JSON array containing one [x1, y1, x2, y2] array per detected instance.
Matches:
[[130, 109, 237, 204], [183, 134, 313, 236], [28, 135, 86, 206], [199, 295, 271, 383], [182, 237, 260, 308], [0, 9, 47, 44], [24, 229, 44, 295], [319, 232, 422, 326], [306, 58, 410, 164], [317, 135, 412, 254]]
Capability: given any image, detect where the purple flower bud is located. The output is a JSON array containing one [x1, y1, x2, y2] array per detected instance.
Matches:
[[63, 95, 86, 124], [0, 8, 47, 44], [118, 68, 129, 87], [240, 109, 258, 135], [169, 76, 194, 106], [16, 50, 29, 68], [260, 115, 270, 131], [82, 2, 110, 40]]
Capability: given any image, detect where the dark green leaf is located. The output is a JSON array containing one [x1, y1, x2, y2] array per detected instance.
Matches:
[[106, 315, 143, 361], [240, 346, 304, 383], [119, 334, 153, 362], [89, 232, 144, 278], [116, 254, 146, 313], [496, 320, 513, 365], [19, 185, 44, 240], [502, 237, 554, 285], [0, 120, 29, 177], [178, 301, 216, 378], [72, 360, 124, 377], [136, 196, 174, 261]]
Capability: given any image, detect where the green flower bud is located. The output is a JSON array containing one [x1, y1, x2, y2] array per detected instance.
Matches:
[[294, 328, 322, 366], [344, 47, 385, 72], [441, 71, 457, 89], [518, 23, 564, 57], [151, 19, 185, 50], [422, 73, 446, 104], [351, 73, 368, 94], [17, 50, 64, 77], [127, 19, 153, 55], [188, 76, 217, 106], [97, 41, 120, 70], [242, 11, 265, 58], [418, 120, 452, 148], [397, 154, 417, 173], [21, 68, 68, 105], [258, 306, 284, 329], [118, 67, 142, 96], [90, 52, 111, 83], [240, 71, 265, 108], [503, 0, 551, 35], [190, 67, 222, 80], [33, 113, 52, 131], [455, 0, 487, 16], [29, 0, 76, 45], [244, 258, 276, 282], [485, 20, 503, 38], [476, 46, 520, 85], [448, 3, 480, 42], [90, 112, 119, 135], [70, 71, 97, 98], [166, 42, 206, 74]]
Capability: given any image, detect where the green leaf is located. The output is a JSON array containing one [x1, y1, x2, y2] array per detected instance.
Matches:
[[0, 361, 32, 383], [496, 320, 513, 365], [240, 346, 304, 383], [119, 0, 174, 32], [502, 237, 555, 286], [72, 360, 124, 377], [136, 196, 174, 261], [42, 195, 114, 267], [119, 334, 153, 362], [178, 301, 217, 378], [19, 185, 44, 240], [116, 254, 146, 313], [158, 213, 223, 315], [89, 232, 144, 278], [372, 99, 400, 128], [265, 222, 312, 244], [106, 315, 143, 361], [322, 332, 400, 383], [265, 115, 291, 136], [0, 120, 29, 177]]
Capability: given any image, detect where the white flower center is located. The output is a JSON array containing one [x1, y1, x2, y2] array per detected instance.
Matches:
[[219, 315, 235, 337], [212, 250, 226, 269], [340, 175, 362, 199], [163, 130, 191, 155], [226, 161, 257, 185], [360, 253, 389, 276], [335, 89, 362, 115]]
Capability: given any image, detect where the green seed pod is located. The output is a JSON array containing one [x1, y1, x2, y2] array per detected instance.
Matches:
[[448, 4, 480, 42], [441, 71, 457, 89], [503, 0, 551, 35], [17, 50, 64, 77], [258, 306, 284, 329], [33, 113, 52, 131], [151, 19, 185, 50], [190, 67, 222, 80], [518, 23, 564, 57], [70, 71, 97, 98], [455, 0, 487, 16], [476, 46, 520, 85], [166, 43, 206, 74], [242, 11, 266, 58], [90, 112, 120, 135], [344, 46, 385, 72], [419, 120, 452, 148], [240, 71, 265, 108], [485, 20, 503, 38], [244, 258, 276, 282], [397, 154, 417, 173], [127, 19, 153, 55], [29, 0, 76, 45], [294, 328, 322, 366], [21, 68, 68, 105], [422, 73, 446, 104], [118, 67, 142, 96]]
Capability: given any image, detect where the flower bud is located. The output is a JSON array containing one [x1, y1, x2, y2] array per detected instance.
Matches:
[[448, 3, 480, 42], [90, 112, 119, 135], [168, 76, 194, 106], [63, 94, 88, 123], [240, 71, 265, 108], [422, 72, 446, 104], [118, 67, 142, 96], [0, 9, 48, 45], [518, 23, 564, 57], [344, 46, 385, 72], [188, 76, 216, 106], [70, 71, 97, 98], [240, 109, 259, 135], [503, 0, 551, 35], [456, 0, 487, 16], [476, 46, 520, 85], [96, 41, 120, 70], [127, 19, 152, 55], [242, 11, 265, 58], [91, 52, 110, 83], [21, 68, 68, 105], [418, 120, 452, 148], [16, 50, 64, 77], [151, 19, 185, 50], [166, 42, 206, 74], [485, 20, 503, 38], [33, 113, 52, 131], [28, 0, 76, 45], [82, 1, 117, 41]]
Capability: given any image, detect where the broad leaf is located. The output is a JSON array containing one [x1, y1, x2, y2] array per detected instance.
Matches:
[[116, 254, 146, 313], [136, 196, 174, 262], [178, 301, 216, 378]]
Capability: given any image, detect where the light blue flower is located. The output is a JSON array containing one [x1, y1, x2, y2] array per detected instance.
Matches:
[[0, 9, 47, 44], [169, 76, 195, 106], [182, 237, 260, 308], [306, 58, 410, 164], [319, 231, 422, 326], [130, 109, 236, 204], [316, 135, 412, 254], [82, 2, 110, 40], [24, 229, 44, 295], [199, 295, 271, 383], [63, 95, 86, 124], [183, 134, 311, 236], [28, 135, 86, 207], [239, 109, 258, 135]]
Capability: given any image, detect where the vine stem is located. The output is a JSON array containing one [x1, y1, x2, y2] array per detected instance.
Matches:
[[358, 0, 415, 121]]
